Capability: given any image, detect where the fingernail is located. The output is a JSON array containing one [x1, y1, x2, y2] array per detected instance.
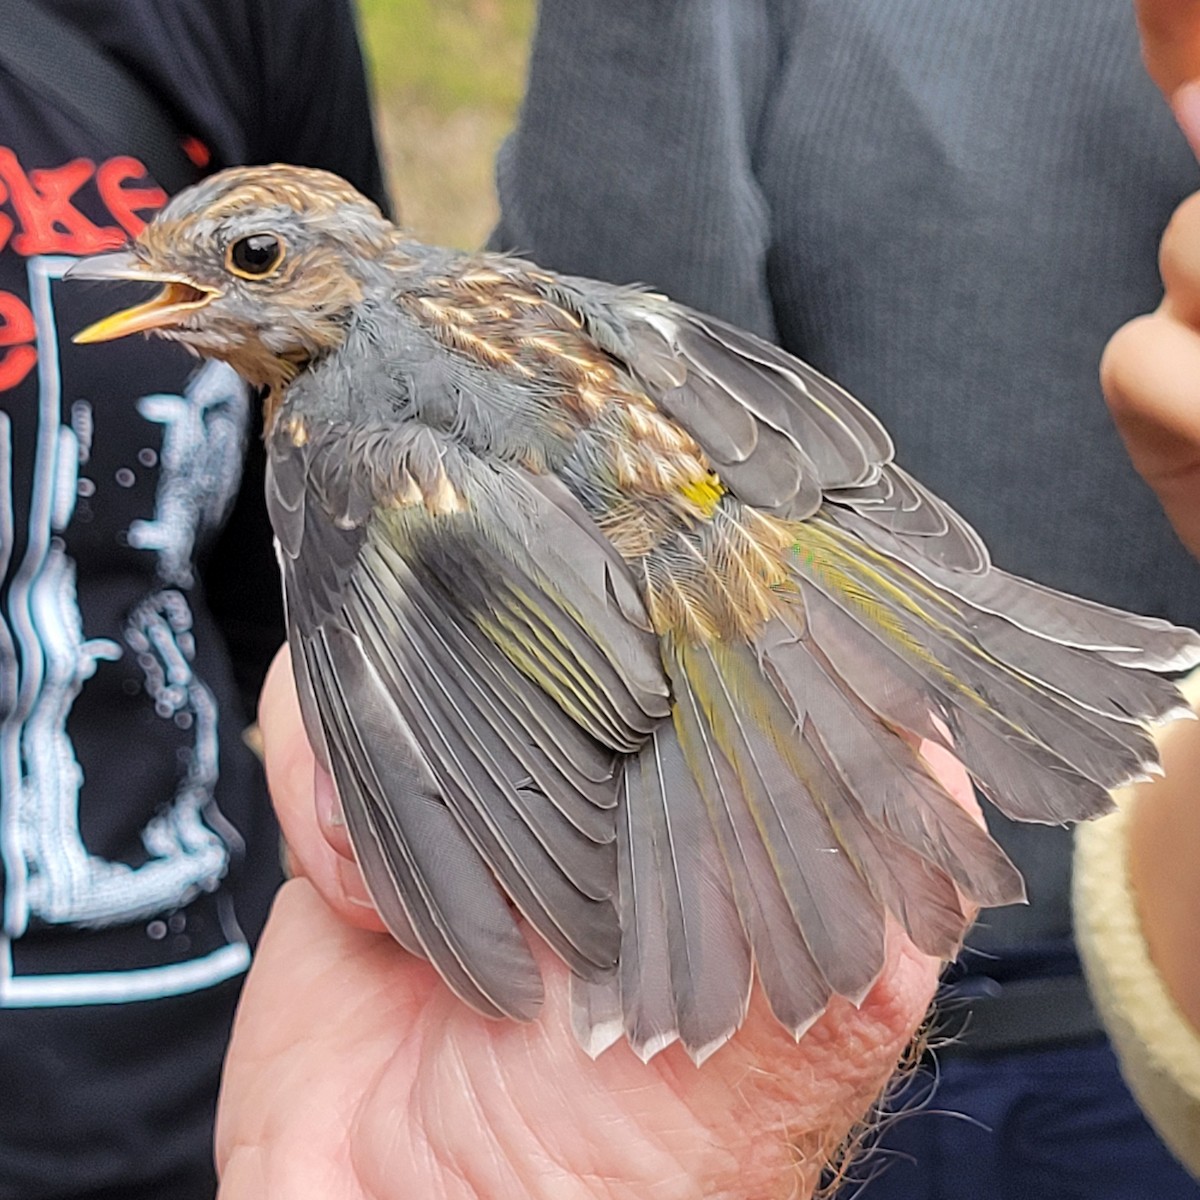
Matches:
[[313, 768, 358, 862], [1172, 81, 1200, 160], [313, 764, 343, 824], [241, 722, 264, 761], [337, 855, 376, 910]]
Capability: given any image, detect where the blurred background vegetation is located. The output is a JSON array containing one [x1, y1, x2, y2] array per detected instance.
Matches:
[[357, 0, 536, 249]]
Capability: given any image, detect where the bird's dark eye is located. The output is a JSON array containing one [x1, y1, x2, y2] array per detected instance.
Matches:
[[226, 233, 284, 279]]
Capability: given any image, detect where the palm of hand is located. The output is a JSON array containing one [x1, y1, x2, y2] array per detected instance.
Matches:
[[214, 651, 955, 1200]]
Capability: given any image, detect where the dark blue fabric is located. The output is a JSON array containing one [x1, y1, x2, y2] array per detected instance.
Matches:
[[843, 1041, 1200, 1199]]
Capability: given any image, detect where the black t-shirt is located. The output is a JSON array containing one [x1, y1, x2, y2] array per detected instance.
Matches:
[[0, 3, 387, 1196]]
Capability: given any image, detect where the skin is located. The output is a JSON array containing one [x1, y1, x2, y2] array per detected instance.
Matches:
[[1100, 0, 1200, 1036], [216, 648, 974, 1199]]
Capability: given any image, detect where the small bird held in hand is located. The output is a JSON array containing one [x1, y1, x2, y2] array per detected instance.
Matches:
[[69, 165, 1200, 1064]]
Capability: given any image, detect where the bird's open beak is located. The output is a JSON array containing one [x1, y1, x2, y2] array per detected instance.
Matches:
[[67, 251, 220, 344]]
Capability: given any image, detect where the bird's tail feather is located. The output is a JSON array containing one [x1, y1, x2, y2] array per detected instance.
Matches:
[[609, 723, 753, 1063]]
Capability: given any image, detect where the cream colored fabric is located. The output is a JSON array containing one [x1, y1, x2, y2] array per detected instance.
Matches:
[[1074, 672, 1200, 1178]]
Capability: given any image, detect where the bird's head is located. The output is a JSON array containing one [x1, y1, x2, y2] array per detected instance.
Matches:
[[69, 164, 399, 388]]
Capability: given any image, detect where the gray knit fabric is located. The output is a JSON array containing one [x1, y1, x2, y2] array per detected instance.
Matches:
[[493, 0, 1200, 951]]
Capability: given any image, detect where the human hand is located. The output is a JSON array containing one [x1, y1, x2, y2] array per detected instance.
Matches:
[[215, 648, 975, 1199]]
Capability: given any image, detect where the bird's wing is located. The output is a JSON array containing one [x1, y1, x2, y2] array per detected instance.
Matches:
[[268, 260, 1200, 1065], [267, 415, 671, 1021], [601, 297, 989, 571], [530, 278, 1200, 1056]]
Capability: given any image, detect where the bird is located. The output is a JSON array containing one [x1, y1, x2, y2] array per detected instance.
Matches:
[[68, 164, 1200, 1065]]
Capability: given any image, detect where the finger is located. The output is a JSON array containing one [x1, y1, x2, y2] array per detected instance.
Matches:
[[1159, 191, 1200, 328], [1136, 0, 1200, 96], [1102, 310, 1200, 556], [259, 646, 386, 932]]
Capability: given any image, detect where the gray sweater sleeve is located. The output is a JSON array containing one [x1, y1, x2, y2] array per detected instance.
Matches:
[[491, 0, 780, 340]]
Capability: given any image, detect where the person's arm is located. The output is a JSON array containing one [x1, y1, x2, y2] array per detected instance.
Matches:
[[1073, 673, 1200, 1177]]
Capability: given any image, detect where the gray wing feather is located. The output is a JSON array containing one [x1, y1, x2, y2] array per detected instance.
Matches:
[[613, 763, 679, 1060], [794, 522, 1165, 789], [723, 624, 968, 961], [304, 624, 544, 1019], [800, 718, 968, 960], [615, 298, 990, 574], [757, 619, 1024, 908], [801, 585, 1117, 824], [695, 314, 894, 466], [361, 541, 617, 832], [346, 542, 620, 975], [828, 465, 990, 573], [833, 505, 1200, 672]]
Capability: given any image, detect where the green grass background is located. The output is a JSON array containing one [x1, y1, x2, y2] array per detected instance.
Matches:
[[357, 0, 535, 248]]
